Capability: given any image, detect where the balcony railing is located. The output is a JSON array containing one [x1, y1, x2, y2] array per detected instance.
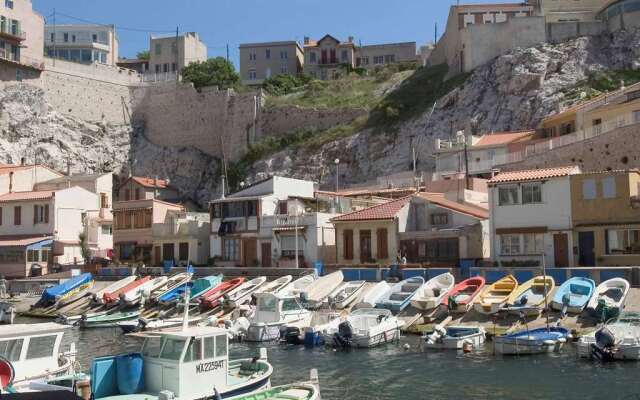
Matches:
[[0, 25, 25, 41]]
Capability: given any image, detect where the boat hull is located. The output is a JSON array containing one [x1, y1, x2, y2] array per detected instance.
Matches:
[[245, 324, 283, 342], [425, 332, 485, 350], [494, 339, 565, 355], [473, 301, 505, 315], [410, 298, 440, 311], [577, 339, 640, 360]]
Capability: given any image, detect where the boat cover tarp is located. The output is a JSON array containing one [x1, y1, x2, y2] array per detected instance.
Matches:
[[41, 273, 92, 304]]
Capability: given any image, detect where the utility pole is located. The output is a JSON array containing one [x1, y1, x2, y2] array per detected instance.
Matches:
[[226, 44, 229, 62], [52, 8, 56, 67], [463, 136, 470, 190], [409, 135, 417, 190], [434, 22, 437, 44], [175, 26, 179, 80], [220, 136, 228, 198]]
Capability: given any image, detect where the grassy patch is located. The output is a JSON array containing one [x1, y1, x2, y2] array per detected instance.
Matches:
[[562, 70, 640, 104]]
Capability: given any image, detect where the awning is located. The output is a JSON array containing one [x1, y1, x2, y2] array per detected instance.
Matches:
[[272, 226, 306, 232], [0, 235, 53, 248], [26, 239, 53, 250]]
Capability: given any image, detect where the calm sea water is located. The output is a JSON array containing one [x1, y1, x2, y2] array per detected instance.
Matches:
[[44, 322, 640, 400]]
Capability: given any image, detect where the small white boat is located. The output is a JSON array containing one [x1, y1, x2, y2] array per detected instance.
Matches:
[[493, 327, 569, 355], [301, 271, 343, 309], [246, 293, 313, 342], [254, 275, 293, 296], [424, 325, 486, 350], [225, 276, 267, 307], [410, 273, 455, 311], [328, 280, 366, 309], [228, 369, 321, 400], [91, 276, 137, 305], [586, 278, 630, 321], [322, 308, 404, 348], [355, 281, 391, 309], [280, 274, 316, 297], [577, 312, 640, 361], [149, 272, 193, 302], [121, 276, 168, 306]]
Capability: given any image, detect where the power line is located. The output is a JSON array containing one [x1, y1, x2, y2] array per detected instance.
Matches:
[[51, 11, 178, 34]]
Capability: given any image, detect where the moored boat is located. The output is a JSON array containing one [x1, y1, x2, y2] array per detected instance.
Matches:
[[121, 276, 168, 306], [550, 277, 596, 314], [577, 312, 640, 361], [158, 274, 222, 305], [354, 281, 391, 309], [300, 271, 343, 309], [254, 275, 293, 296], [586, 277, 629, 321], [424, 325, 486, 350], [91, 276, 137, 305], [440, 276, 485, 314], [228, 369, 321, 400], [39, 273, 94, 307], [199, 277, 246, 310], [322, 308, 404, 348], [80, 309, 141, 329], [103, 276, 151, 305], [149, 272, 193, 303], [504, 276, 555, 317], [376, 277, 424, 313], [280, 274, 316, 297], [224, 276, 267, 308], [246, 292, 312, 342], [410, 272, 455, 311], [473, 274, 518, 315], [493, 327, 569, 355], [328, 280, 366, 309]]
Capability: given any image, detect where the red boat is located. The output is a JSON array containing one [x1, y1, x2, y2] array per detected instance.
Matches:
[[199, 277, 245, 310], [440, 276, 486, 313], [103, 276, 151, 304]]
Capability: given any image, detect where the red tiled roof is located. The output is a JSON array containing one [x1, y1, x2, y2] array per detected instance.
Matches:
[[126, 176, 170, 189], [0, 164, 63, 176], [418, 193, 488, 219], [332, 196, 412, 222], [0, 235, 52, 247], [489, 166, 580, 184], [0, 190, 54, 203], [473, 131, 535, 147]]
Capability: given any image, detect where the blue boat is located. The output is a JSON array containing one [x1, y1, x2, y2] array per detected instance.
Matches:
[[494, 327, 570, 355], [158, 275, 222, 304], [40, 273, 93, 305], [550, 277, 595, 314], [375, 277, 424, 313]]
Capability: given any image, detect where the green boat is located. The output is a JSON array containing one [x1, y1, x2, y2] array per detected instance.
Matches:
[[230, 370, 320, 400], [79, 309, 141, 329]]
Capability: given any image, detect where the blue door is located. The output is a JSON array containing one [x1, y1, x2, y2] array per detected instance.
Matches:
[[578, 231, 595, 266]]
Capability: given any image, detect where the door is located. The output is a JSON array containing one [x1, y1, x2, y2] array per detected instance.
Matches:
[[578, 231, 596, 266], [154, 246, 161, 266], [553, 233, 569, 268], [261, 242, 272, 268], [242, 238, 257, 267], [162, 243, 174, 262]]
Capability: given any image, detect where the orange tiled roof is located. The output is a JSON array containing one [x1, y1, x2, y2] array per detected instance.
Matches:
[[474, 131, 535, 147], [130, 176, 169, 189], [332, 196, 412, 222], [418, 193, 488, 219], [489, 166, 580, 184], [0, 190, 54, 203]]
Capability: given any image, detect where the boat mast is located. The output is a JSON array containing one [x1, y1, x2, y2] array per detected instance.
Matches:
[[542, 252, 549, 331], [182, 285, 191, 331]]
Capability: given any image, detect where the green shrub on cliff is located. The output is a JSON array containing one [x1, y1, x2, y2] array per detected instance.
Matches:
[[182, 57, 240, 90]]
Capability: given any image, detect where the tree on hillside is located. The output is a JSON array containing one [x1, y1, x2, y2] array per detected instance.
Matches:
[[136, 50, 150, 60], [182, 57, 240, 90]]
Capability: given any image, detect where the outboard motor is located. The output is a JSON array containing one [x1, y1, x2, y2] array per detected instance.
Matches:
[[591, 326, 616, 362], [333, 320, 354, 349], [281, 326, 303, 345], [560, 294, 571, 319], [518, 295, 528, 306]]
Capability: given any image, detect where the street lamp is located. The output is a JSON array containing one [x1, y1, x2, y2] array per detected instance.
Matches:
[[334, 158, 340, 193]]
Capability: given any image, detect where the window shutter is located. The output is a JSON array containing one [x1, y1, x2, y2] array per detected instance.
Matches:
[[0, 207, 2, 225], [377, 228, 388, 259], [14, 206, 20, 225], [44, 204, 49, 223], [344, 229, 353, 260], [33, 205, 37, 224]]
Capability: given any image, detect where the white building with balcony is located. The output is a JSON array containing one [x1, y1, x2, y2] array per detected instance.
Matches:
[[210, 176, 338, 268], [44, 24, 118, 65], [153, 210, 210, 266]]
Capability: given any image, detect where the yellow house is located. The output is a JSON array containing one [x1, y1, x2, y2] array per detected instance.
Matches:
[[570, 170, 640, 266]]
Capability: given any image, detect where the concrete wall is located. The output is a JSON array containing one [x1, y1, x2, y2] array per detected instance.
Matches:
[[546, 21, 603, 43], [259, 104, 366, 137]]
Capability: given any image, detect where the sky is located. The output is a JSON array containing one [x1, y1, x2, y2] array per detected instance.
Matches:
[[32, 0, 515, 68]]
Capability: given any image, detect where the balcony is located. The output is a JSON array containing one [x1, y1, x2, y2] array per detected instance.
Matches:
[[0, 25, 25, 41], [262, 214, 316, 230], [0, 48, 44, 70]]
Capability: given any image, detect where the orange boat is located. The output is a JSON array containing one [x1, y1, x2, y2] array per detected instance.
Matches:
[[103, 276, 151, 304], [440, 276, 486, 314], [199, 277, 245, 310]]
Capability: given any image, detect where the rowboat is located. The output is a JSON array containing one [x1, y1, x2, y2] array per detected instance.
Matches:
[[354, 281, 391, 309], [493, 327, 569, 355], [280, 275, 316, 297], [224, 276, 267, 308], [322, 308, 404, 348], [199, 278, 245, 310], [121, 276, 168, 306], [149, 272, 193, 303], [80, 309, 141, 329], [586, 278, 629, 321], [254, 275, 293, 296], [300, 271, 343, 309], [158, 275, 222, 305], [577, 312, 640, 361], [424, 326, 486, 350], [376, 277, 424, 313], [473, 275, 518, 315], [410, 272, 455, 311], [91, 276, 137, 305], [328, 280, 366, 309], [228, 369, 320, 400], [550, 277, 596, 314], [440, 276, 485, 313], [504, 276, 555, 317], [103, 276, 151, 305], [39, 273, 94, 306], [245, 293, 312, 342]]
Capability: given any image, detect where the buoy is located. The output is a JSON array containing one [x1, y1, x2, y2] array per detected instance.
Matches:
[[403, 343, 410, 350], [462, 340, 473, 353]]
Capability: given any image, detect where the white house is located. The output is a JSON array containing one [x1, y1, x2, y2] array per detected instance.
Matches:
[[210, 176, 338, 268], [153, 210, 211, 266], [488, 165, 580, 268], [0, 164, 63, 195]]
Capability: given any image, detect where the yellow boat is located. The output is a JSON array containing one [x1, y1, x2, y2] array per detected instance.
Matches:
[[473, 275, 518, 315], [504, 276, 555, 317]]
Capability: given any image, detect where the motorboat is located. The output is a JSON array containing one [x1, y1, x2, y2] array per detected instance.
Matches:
[[39, 273, 94, 306], [473, 275, 518, 315], [504, 276, 555, 317], [103, 276, 151, 305], [551, 277, 596, 314], [300, 271, 343, 309], [158, 275, 223, 305], [79, 309, 141, 329], [410, 273, 455, 311], [91, 276, 137, 305], [245, 293, 313, 342], [376, 277, 424, 313], [424, 325, 486, 350], [228, 369, 321, 400], [279, 275, 316, 297], [328, 280, 366, 309], [322, 308, 404, 348], [280, 312, 342, 347], [493, 327, 569, 355], [121, 276, 169, 306], [440, 276, 485, 313], [149, 272, 193, 303], [199, 277, 245, 310], [224, 276, 267, 308], [89, 327, 273, 399], [586, 278, 630, 321], [254, 275, 293, 296], [577, 312, 640, 361], [354, 281, 391, 309]]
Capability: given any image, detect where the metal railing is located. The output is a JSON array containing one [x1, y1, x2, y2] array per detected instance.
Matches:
[[0, 24, 25, 40]]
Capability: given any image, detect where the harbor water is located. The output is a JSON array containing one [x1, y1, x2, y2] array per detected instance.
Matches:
[[50, 321, 640, 400]]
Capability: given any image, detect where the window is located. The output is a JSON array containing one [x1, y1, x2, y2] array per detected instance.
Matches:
[[92, 33, 98, 42], [343, 229, 353, 260], [204, 336, 216, 359], [100, 193, 109, 208], [155, 64, 160, 73], [15, 69, 21, 82], [162, 243, 174, 261], [257, 295, 277, 312], [330, 49, 336, 64], [278, 201, 287, 215], [282, 298, 301, 311], [602, 177, 616, 199], [222, 202, 245, 218], [246, 201, 257, 217], [163, 63, 169, 73], [522, 183, 542, 204], [280, 50, 287, 59], [426, 238, 459, 261], [384, 54, 395, 63], [4, 0, 13, 9], [607, 229, 640, 254], [41, 249, 50, 263], [341, 50, 348, 62], [248, 69, 257, 80], [141, 337, 161, 358], [0, 206, 2, 225], [582, 179, 596, 200], [376, 228, 388, 259], [249, 52, 256, 61], [281, 235, 304, 257], [27, 249, 38, 263], [215, 335, 227, 358], [134, 188, 140, 200], [155, 43, 162, 55], [26, 335, 56, 359], [498, 186, 519, 206], [101, 225, 112, 236], [431, 213, 449, 225], [14, 206, 20, 225], [212, 204, 222, 218], [280, 64, 288, 74], [309, 52, 316, 64], [265, 49, 271, 59], [222, 239, 240, 261], [360, 230, 372, 261], [523, 233, 544, 254], [179, 242, 189, 261], [159, 337, 186, 361], [500, 234, 521, 255], [0, 339, 22, 362], [183, 338, 202, 362], [361, 56, 369, 65], [63, 33, 68, 43], [33, 204, 48, 224], [71, 34, 76, 43], [50, 33, 54, 42], [171, 63, 177, 72], [373, 55, 384, 65], [634, 110, 640, 123]]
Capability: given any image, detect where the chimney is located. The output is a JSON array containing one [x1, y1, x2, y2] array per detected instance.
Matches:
[[8, 172, 13, 193], [304, 36, 310, 45], [348, 36, 354, 43]]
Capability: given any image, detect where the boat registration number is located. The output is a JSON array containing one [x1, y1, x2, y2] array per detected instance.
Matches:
[[196, 360, 225, 373]]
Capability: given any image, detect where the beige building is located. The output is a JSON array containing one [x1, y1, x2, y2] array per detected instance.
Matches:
[[116, 176, 179, 203], [148, 32, 207, 78], [0, 0, 44, 80], [356, 42, 416, 70], [44, 24, 118, 65], [239, 41, 303, 85], [529, 0, 608, 22], [303, 35, 357, 80], [152, 210, 210, 266]]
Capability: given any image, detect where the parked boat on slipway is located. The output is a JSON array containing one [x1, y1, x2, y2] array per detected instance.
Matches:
[[578, 312, 640, 361]]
